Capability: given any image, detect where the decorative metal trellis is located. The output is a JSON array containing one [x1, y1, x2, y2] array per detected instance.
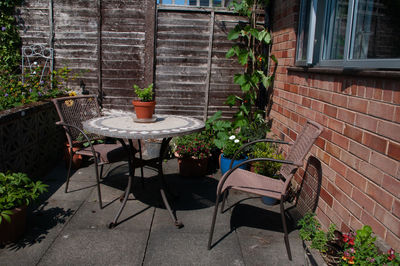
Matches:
[[22, 44, 54, 86]]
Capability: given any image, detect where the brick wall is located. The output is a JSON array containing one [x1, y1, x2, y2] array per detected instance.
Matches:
[[270, 0, 400, 250]]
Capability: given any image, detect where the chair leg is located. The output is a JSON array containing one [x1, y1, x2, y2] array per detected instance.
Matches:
[[208, 193, 221, 250], [94, 161, 103, 209], [65, 151, 74, 193], [220, 190, 228, 213], [280, 200, 292, 261], [100, 164, 104, 179]]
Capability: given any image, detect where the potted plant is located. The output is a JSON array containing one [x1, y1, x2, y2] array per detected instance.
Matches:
[[0, 172, 48, 244], [248, 142, 284, 205], [132, 83, 155, 119], [219, 134, 248, 175], [173, 132, 212, 177]]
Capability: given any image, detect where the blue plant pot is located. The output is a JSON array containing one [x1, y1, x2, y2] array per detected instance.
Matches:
[[220, 153, 248, 175], [261, 196, 278, 205]]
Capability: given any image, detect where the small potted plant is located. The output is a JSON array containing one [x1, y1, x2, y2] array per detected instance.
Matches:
[[219, 134, 248, 175], [0, 172, 48, 244], [132, 83, 155, 119], [173, 132, 212, 177], [248, 142, 284, 205]]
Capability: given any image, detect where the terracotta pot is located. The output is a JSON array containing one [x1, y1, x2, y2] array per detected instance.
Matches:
[[132, 101, 156, 119], [0, 205, 27, 245], [64, 142, 83, 169], [177, 156, 208, 177]]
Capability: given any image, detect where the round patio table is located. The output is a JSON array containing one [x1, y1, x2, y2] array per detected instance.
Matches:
[[83, 114, 205, 228]]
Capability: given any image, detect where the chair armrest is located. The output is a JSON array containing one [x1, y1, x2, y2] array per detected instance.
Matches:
[[55, 122, 99, 161], [217, 157, 300, 196], [229, 138, 293, 169]]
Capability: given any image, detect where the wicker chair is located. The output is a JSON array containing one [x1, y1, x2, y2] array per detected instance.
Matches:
[[52, 95, 133, 209], [207, 120, 323, 260]]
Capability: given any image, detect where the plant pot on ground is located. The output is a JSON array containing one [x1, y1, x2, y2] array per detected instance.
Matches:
[[172, 132, 212, 177], [0, 172, 48, 245], [219, 134, 248, 175], [132, 83, 155, 119]]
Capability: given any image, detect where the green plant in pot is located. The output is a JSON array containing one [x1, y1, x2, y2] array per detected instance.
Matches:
[[132, 83, 155, 120], [249, 142, 284, 177], [172, 132, 212, 177], [0, 172, 48, 244]]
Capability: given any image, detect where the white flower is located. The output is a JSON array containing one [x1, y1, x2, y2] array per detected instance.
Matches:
[[229, 135, 236, 140], [234, 139, 239, 143], [33, 61, 38, 65], [33, 71, 36, 74]]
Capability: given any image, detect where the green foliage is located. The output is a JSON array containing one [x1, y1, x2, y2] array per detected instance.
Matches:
[[298, 212, 321, 241], [203, 111, 232, 150], [310, 230, 328, 252], [0, 0, 22, 74], [173, 132, 212, 160], [249, 142, 284, 177], [0, 172, 48, 224], [133, 83, 154, 102], [222, 134, 247, 159], [0, 66, 77, 111], [225, 0, 277, 132]]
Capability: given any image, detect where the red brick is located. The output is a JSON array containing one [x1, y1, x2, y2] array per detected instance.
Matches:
[[373, 88, 383, 100], [358, 161, 384, 186], [360, 211, 387, 239], [368, 101, 395, 121], [332, 132, 349, 150], [348, 97, 368, 113], [341, 222, 351, 233], [355, 114, 378, 132], [362, 132, 388, 154], [382, 90, 393, 102], [395, 107, 400, 123], [349, 216, 363, 231], [349, 141, 370, 161], [319, 90, 333, 103], [326, 142, 341, 158], [374, 204, 400, 236], [316, 207, 331, 229], [302, 97, 311, 108], [366, 182, 394, 211], [393, 200, 400, 219], [343, 125, 363, 142], [346, 168, 367, 191], [382, 174, 400, 197], [320, 187, 333, 208], [388, 142, 400, 161], [315, 136, 325, 149], [324, 104, 337, 118], [311, 99, 324, 112], [333, 200, 351, 224], [328, 118, 344, 133], [370, 151, 398, 175], [385, 231, 400, 252], [335, 174, 352, 196], [377, 121, 400, 143], [314, 112, 328, 127], [340, 150, 361, 170], [352, 187, 375, 214], [337, 109, 356, 124], [332, 93, 348, 108], [329, 157, 347, 177], [394, 89, 400, 105]]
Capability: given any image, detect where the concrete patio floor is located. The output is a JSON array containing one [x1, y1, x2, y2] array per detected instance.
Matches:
[[0, 159, 306, 265]]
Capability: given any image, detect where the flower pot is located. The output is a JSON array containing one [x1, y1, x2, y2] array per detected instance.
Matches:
[[177, 156, 209, 177], [132, 101, 156, 119], [0, 205, 27, 245], [63, 142, 83, 169], [261, 196, 278, 205], [220, 153, 248, 175]]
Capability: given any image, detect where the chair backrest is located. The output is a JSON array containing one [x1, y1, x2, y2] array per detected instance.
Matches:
[[279, 120, 323, 193], [52, 95, 102, 143]]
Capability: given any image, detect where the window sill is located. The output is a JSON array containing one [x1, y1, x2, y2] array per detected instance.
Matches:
[[287, 66, 400, 79]]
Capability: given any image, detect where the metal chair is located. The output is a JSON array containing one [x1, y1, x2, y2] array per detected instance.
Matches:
[[207, 120, 323, 260], [52, 95, 135, 209]]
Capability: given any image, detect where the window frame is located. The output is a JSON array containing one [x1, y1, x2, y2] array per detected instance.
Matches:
[[296, 0, 400, 70]]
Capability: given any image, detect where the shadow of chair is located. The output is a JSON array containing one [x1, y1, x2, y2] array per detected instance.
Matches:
[[207, 120, 323, 261], [52, 95, 138, 209]]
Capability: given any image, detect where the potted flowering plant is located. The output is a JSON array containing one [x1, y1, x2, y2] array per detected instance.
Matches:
[[132, 83, 155, 119], [220, 134, 248, 175], [0, 172, 48, 244], [173, 132, 212, 177]]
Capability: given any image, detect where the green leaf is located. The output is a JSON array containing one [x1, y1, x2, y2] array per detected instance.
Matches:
[[237, 50, 249, 65], [270, 54, 278, 64], [225, 95, 237, 106], [233, 74, 246, 86], [227, 28, 240, 40]]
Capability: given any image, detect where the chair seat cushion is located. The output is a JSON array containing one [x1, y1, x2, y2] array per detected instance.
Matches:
[[220, 168, 284, 199], [76, 143, 127, 163]]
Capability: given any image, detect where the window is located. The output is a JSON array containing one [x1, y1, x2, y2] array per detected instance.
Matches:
[[297, 0, 400, 69]]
